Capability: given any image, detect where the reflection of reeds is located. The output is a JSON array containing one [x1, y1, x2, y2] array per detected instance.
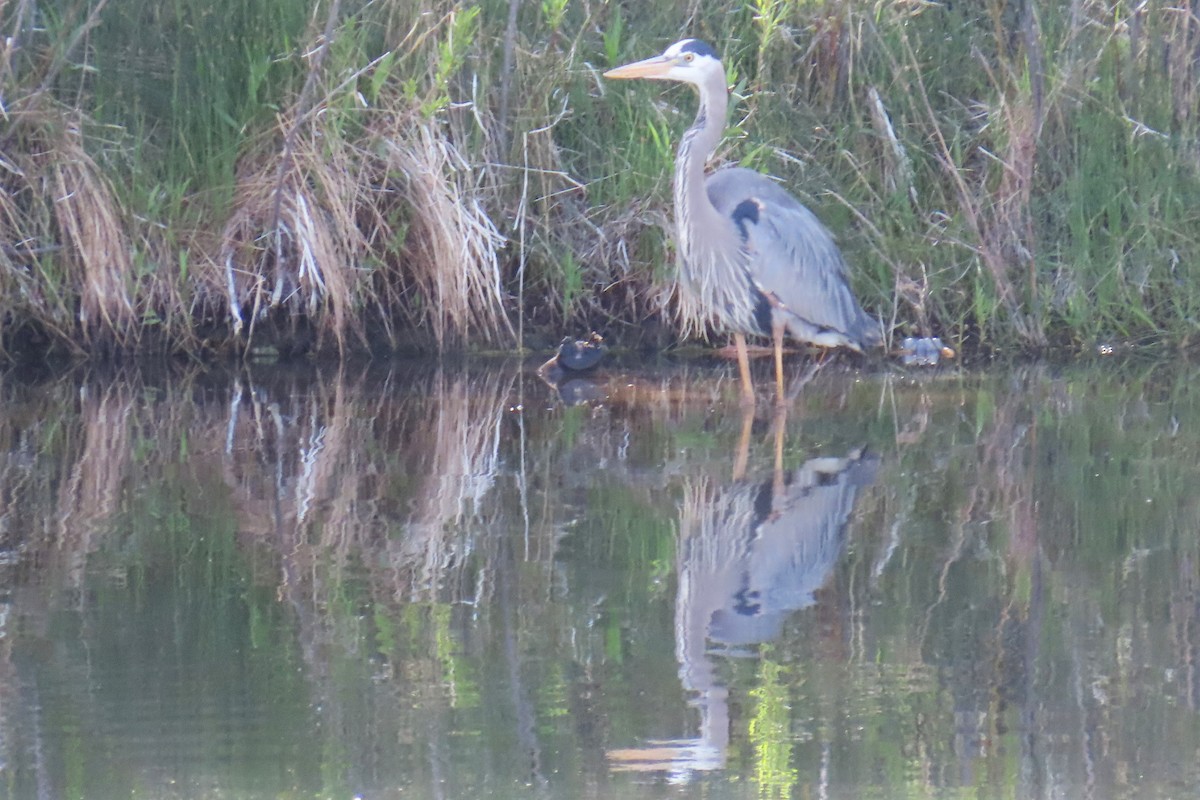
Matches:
[[387, 368, 509, 596], [0, 376, 137, 596], [54, 382, 133, 586], [210, 364, 524, 778], [217, 364, 518, 605]]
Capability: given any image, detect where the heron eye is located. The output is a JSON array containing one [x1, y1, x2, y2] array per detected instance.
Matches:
[[683, 52, 695, 63]]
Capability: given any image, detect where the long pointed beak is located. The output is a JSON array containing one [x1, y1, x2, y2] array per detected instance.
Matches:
[[604, 55, 673, 80]]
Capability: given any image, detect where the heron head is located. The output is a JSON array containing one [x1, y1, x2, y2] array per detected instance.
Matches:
[[603, 39, 723, 86]]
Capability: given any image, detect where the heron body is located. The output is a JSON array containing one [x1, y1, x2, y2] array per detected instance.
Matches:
[[605, 39, 881, 404]]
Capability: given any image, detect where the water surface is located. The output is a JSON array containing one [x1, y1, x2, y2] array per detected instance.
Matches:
[[1, 356, 1198, 798]]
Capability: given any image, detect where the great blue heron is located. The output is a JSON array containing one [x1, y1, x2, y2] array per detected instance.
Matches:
[[604, 39, 883, 405]]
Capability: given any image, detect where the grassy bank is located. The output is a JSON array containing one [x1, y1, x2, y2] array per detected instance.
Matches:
[[2, 0, 1200, 361]]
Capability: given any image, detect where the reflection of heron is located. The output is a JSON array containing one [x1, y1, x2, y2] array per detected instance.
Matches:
[[608, 445, 878, 779], [681, 448, 879, 648], [605, 40, 882, 405]]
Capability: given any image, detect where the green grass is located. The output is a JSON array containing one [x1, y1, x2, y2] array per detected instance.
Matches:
[[4, 0, 1200, 359]]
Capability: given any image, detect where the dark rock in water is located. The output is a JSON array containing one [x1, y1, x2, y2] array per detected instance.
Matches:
[[555, 332, 606, 371], [537, 332, 609, 406]]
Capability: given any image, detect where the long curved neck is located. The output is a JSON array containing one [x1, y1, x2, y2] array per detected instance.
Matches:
[[669, 66, 761, 338], [675, 71, 728, 231]]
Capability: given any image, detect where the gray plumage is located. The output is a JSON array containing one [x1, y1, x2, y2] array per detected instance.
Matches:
[[705, 169, 881, 350], [605, 39, 881, 401], [678, 447, 879, 648]]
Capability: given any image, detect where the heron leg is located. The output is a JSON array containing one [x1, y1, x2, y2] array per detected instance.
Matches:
[[772, 320, 787, 407], [732, 406, 754, 481], [771, 403, 786, 502], [733, 333, 755, 407]]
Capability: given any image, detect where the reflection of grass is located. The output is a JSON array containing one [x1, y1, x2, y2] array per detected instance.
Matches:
[[668, 427, 721, 452], [749, 654, 797, 800], [4, 363, 1200, 793]]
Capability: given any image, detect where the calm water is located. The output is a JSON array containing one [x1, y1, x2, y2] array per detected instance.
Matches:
[[1, 355, 1198, 799]]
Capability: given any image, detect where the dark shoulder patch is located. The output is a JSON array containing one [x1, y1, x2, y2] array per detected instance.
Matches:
[[730, 198, 761, 242], [679, 39, 719, 59]]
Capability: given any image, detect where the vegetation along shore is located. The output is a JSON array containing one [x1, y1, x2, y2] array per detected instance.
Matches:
[[2, 1, 1199, 363]]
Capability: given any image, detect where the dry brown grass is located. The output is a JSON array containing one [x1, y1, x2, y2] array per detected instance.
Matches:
[[218, 110, 517, 354], [0, 0, 138, 352], [378, 119, 514, 350], [46, 127, 136, 344], [217, 0, 364, 354], [216, 4, 515, 355], [0, 101, 135, 351], [220, 128, 366, 353]]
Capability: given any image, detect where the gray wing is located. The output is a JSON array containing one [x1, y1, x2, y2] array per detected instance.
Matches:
[[705, 447, 880, 646], [706, 167, 881, 349]]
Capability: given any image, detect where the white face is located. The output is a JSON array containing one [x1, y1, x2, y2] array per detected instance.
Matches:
[[603, 39, 721, 85], [656, 40, 706, 80]]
